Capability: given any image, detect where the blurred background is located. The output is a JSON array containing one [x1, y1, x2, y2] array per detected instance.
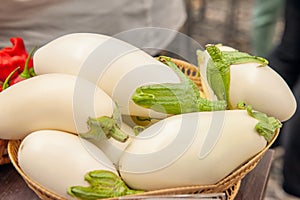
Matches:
[[187, 1, 299, 200], [186, 0, 284, 53]]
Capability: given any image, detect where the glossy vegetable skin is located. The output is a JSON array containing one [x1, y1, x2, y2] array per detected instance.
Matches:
[[119, 110, 277, 190], [18, 130, 118, 200], [199, 45, 296, 122], [0, 73, 127, 141], [33, 33, 181, 118]]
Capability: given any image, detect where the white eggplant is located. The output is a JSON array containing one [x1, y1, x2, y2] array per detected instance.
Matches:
[[0, 73, 127, 141], [18, 130, 117, 200], [118, 110, 277, 190], [230, 62, 296, 122], [199, 45, 296, 122], [33, 33, 181, 118]]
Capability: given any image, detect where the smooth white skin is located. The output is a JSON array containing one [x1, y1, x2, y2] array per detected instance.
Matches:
[[230, 62, 296, 122], [0, 73, 115, 140], [33, 33, 181, 118], [119, 110, 267, 190], [18, 130, 117, 200], [33, 33, 111, 75], [202, 46, 296, 122]]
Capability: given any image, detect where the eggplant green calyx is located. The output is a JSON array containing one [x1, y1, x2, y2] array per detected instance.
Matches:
[[131, 56, 226, 114], [132, 83, 227, 114], [222, 50, 268, 67], [158, 56, 201, 110], [132, 82, 199, 114], [205, 44, 269, 109], [79, 115, 128, 143], [237, 102, 282, 142], [67, 170, 143, 200], [80, 105, 128, 142], [205, 45, 231, 107], [158, 55, 227, 112]]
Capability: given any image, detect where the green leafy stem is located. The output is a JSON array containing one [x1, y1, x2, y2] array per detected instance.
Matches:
[[237, 102, 282, 142], [67, 170, 143, 200], [79, 107, 129, 143], [205, 44, 268, 109], [131, 56, 227, 114]]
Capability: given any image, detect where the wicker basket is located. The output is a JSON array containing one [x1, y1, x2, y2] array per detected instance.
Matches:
[[7, 58, 279, 199], [8, 129, 278, 200], [0, 139, 10, 165], [9, 139, 241, 200]]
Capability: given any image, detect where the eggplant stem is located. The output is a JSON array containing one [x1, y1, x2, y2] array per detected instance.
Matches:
[[67, 170, 143, 199], [79, 116, 129, 143]]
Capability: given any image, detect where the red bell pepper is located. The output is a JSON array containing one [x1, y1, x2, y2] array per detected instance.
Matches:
[[1, 67, 20, 91], [0, 37, 34, 82]]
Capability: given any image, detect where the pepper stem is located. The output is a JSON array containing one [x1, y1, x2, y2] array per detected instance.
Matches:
[[79, 116, 129, 143], [2, 67, 20, 90], [20, 47, 36, 79]]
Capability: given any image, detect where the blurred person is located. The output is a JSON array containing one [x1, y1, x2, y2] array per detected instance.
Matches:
[[268, 0, 300, 198], [0, 0, 187, 55], [251, 0, 284, 57]]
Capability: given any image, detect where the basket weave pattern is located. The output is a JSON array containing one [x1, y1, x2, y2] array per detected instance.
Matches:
[[7, 59, 279, 200], [0, 139, 10, 165]]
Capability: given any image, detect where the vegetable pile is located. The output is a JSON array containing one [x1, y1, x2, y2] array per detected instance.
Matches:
[[0, 33, 296, 199]]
